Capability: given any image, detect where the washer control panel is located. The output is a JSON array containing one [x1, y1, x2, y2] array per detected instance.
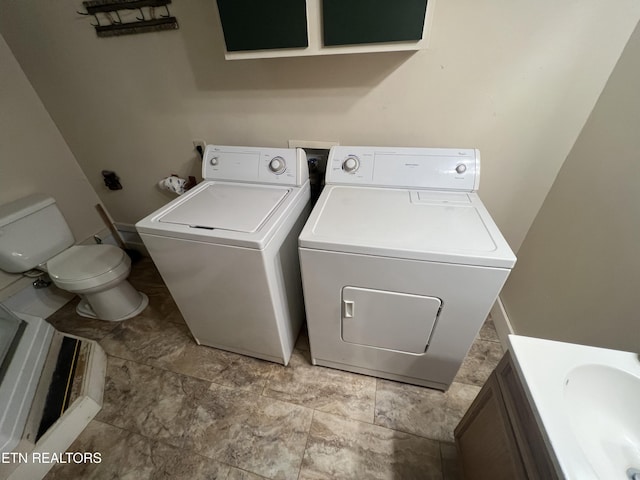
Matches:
[[202, 145, 309, 186], [326, 146, 480, 192]]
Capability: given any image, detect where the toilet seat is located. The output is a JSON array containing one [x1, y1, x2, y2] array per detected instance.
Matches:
[[47, 245, 130, 292]]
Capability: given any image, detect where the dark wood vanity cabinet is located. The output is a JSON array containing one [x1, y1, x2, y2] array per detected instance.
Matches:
[[454, 352, 559, 480]]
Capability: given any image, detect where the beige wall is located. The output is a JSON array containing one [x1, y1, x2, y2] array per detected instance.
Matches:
[[1, 1, 639, 250], [501, 22, 640, 352], [0, 33, 105, 290], [0, 34, 104, 244]]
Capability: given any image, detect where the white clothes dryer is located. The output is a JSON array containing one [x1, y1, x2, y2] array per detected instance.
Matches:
[[136, 145, 310, 365], [299, 146, 516, 389]]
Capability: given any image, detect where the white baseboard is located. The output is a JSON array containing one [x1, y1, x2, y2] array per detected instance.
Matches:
[[79, 227, 116, 246], [82, 224, 148, 256], [114, 223, 148, 256], [490, 295, 514, 351]]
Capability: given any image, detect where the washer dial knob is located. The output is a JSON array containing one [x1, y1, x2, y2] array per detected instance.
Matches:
[[209, 156, 219, 166], [269, 156, 286, 174], [342, 156, 360, 173], [455, 163, 467, 174]]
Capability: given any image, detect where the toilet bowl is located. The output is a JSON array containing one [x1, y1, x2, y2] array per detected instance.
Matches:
[[47, 245, 148, 321], [0, 194, 148, 322]]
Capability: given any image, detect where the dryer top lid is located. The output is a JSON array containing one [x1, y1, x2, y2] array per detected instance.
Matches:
[[299, 185, 516, 268]]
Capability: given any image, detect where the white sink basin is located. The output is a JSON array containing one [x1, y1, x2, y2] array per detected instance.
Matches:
[[566, 365, 640, 478], [509, 335, 640, 480]]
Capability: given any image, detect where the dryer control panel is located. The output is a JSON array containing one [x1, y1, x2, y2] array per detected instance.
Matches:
[[203, 145, 309, 186], [326, 146, 480, 192]]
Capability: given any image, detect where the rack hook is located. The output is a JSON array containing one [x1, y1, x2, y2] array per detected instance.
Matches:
[[77, 10, 101, 27], [104, 11, 121, 25], [160, 4, 171, 18], [135, 8, 145, 21]]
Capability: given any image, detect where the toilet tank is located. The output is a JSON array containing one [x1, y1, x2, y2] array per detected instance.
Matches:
[[0, 194, 75, 273]]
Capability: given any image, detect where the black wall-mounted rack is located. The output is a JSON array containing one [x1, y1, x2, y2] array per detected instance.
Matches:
[[78, 0, 178, 37]]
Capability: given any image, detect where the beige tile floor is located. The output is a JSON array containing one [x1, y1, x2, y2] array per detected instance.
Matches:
[[45, 258, 504, 480]]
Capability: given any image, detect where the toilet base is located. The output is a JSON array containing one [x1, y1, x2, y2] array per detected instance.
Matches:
[[75, 281, 148, 321]]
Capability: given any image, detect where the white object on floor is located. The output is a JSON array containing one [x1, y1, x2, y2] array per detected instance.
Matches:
[[0, 308, 53, 456], [0, 303, 106, 480]]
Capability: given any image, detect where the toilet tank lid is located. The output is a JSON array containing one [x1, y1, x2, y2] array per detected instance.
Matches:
[[0, 194, 55, 228]]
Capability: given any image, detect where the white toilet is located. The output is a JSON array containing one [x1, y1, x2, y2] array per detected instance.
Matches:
[[0, 194, 148, 321]]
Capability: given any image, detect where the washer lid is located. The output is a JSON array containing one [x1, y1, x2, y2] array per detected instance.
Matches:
[[158, 183, 290, 233], [300, 186, 516, 268]]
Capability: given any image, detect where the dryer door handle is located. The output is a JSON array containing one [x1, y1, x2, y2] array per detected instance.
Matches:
[[343, 300, 354, 319]]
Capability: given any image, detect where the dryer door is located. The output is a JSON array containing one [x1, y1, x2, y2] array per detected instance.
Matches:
[[340, 286, 441, 354]]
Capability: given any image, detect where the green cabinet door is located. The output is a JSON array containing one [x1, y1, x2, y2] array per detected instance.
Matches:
[[217, 0, 308, 51], [323, 0, 428, 46]]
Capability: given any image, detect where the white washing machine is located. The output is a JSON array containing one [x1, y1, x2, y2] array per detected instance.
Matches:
[[299, 146, 516, 389], [136, 145, 310, 365]]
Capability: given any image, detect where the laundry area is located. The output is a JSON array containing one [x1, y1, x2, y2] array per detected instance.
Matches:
[[1, 1, 639, 479], [1, 140, 512, 480], [40, 256, 500, 479]]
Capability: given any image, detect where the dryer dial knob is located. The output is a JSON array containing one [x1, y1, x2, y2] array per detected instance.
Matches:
[[342, 156, 360, 173], [209, 156, 219, 166], [455, 163, 467, 174], [269, 156, 286, 174]]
